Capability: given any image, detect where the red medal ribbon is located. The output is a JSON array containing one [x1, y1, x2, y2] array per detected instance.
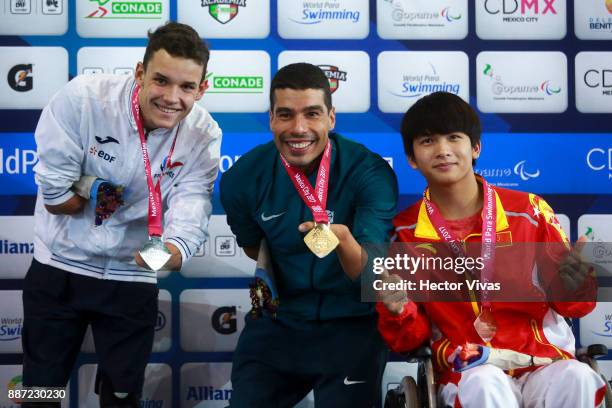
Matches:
[[280, 141, 332, 224], [131, 84, 180, 238], [423, 175, 497, 307]]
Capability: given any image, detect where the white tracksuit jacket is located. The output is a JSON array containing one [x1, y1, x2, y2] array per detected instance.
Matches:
[[33, 74, 221, 284]]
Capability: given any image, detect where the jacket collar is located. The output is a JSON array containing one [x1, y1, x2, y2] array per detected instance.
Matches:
[[414, 181, 509, 240]]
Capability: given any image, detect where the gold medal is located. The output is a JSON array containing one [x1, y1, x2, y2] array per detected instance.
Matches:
[[303, 223, 339, 258]]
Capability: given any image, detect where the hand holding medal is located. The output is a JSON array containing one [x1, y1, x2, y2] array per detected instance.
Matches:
[[280, 141, 339, 258]]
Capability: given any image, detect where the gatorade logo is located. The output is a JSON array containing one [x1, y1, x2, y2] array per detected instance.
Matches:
[[211, 306, 237, 334], [7, 64, 33, 92]]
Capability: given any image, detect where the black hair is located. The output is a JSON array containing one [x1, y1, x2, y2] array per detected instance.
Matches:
[[270, 63, 332, 111], [401, 92, 481, 165]]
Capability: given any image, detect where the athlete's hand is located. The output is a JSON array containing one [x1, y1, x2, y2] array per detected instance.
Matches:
[[298, 222, 364, 280], [448, 343, 482, 370], [378, 270, 409, 315], [134, 242, 182, 271], [559, 236, 592, 292], [298, 221, 350, 240]]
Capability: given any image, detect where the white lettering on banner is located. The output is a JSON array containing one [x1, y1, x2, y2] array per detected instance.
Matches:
[[587, 148, 612, 171], [186, 385, 232, 401], [0, 240, 34, 254], [0, 149, 38, 174], [219, 155, 242, 173]]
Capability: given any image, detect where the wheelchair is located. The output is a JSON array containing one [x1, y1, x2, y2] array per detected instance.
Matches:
[[384, 344, 612, 408]]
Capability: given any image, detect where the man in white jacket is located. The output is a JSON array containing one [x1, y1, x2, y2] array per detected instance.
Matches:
[[21, 22, 221, 407]]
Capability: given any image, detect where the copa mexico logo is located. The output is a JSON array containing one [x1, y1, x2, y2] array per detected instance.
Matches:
[[388, 0, 462, 25], [483, 63, 560, 98], [476, 160, 540, 187], [201, 0, 246, 24], [85, 0, 163, 19]]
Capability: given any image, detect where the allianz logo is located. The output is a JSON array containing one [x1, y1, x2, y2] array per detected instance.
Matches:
[[0, 240, 34, 254], [475, 160, 540, 181], [139, 399, 164, 408], [0, 148, 38, 175], [0, 317, 23, 341], [186, 385, 232, 401]]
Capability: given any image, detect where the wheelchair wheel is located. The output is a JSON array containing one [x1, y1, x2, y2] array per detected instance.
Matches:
[[601, 374, 612, 408], [384, 376, 420, 408]]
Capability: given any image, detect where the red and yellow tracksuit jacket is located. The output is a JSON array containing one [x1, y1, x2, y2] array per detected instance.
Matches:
[[377, 185, 596, 384]]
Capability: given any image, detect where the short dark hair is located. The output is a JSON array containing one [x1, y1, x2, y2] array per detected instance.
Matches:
[[143, 22, 210, 82], [270, 63, 332, 111], [401, 92, 481, 164]]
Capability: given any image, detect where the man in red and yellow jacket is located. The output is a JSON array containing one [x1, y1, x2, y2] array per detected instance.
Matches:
[[377, 92, 606, 408]]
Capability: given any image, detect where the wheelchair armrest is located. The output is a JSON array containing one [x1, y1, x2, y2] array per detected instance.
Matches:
[[400, 346, 432, 362], [577, 344, 609, 360]]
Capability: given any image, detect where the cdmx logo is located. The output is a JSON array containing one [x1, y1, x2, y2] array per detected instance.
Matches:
[[606, 0, 612, 14], [201, 0, 246, 24], [7, 64, 33, 92], [483, 0, 557, 15], [441, 6, 461, 22], [318, 65, 347, 94], [212, 306, 237, 335]]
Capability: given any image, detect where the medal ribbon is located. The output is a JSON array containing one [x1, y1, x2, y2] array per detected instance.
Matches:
[[423, 175, 496, 307], [279, 141, 332, 224], [131, 84, 180, 237]]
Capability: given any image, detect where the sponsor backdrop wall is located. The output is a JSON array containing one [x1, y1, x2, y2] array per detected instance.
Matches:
[[1, 0, 612, 406]]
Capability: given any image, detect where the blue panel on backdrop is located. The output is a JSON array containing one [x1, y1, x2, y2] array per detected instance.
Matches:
[[0, 132, 37, 195], [3, 132, 612, 197]]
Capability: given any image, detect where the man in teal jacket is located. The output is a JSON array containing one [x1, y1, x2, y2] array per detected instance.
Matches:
[[220, 63, 398, 407]]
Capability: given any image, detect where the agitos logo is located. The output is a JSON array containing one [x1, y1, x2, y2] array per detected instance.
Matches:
[[211, 306, 237, 335], [201, 0, 246, 24], [7, 64, 33, 92], [318, 65, 347, 94]]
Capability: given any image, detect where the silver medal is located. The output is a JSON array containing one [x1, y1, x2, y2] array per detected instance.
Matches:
[[139, 236, 171, 271]]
